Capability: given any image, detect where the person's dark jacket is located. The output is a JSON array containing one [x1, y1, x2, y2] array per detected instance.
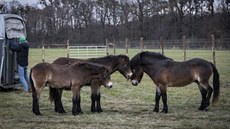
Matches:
[[9, 42, 29, 66]]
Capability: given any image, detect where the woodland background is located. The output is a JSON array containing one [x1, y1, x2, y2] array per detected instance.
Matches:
[[0, 0, 229, 47]]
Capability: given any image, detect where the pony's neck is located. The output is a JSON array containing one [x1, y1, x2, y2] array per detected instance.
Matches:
[[141, 57, 166, 77], [90, 57, 118, 73]]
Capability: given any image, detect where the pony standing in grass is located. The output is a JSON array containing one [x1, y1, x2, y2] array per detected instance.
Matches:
[[129, 51, 220, 113], [30, 62, 113, 115]]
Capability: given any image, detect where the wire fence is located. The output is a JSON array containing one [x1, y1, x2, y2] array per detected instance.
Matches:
[[113, 38, 230, 50], [38, 35, 230, 63]]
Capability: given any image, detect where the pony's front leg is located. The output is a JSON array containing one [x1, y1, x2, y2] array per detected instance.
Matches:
[[153, 85, 168, 113], [72, 85, 82, 115], [161, 89, 168, 113], [153, 86, 161, 112], [91, 92, 102, 113], [96, 93, 103, 112], [91, 92, 96, 112]]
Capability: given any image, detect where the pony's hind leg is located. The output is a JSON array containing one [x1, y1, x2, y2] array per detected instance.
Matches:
[[197, 82, 212, 110], [32, 84, 42, 115], [52, 88, 66, 113], [91, 81, 102, 113], [204, 84, 213, 108], [72, 85, 82, 115]]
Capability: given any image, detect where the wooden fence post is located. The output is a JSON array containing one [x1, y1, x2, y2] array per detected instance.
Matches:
[[140, 37, 143, 52], [113, 39, 116, 55], [106, 39, 109, 55], [212, 34, 216, 65], [183, 35, 186, 61], [160, 36, 164, 55], [125, 38, 128, 55], [42, 46, 45, 62], [67, 40, 69, 58], [113, 44, 116, 55]]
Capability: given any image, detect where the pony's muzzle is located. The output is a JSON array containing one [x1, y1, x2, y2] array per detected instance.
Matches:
[[105, 81, 113, 88], [126, 72, 133, 79], [131, 80, 139, 86]]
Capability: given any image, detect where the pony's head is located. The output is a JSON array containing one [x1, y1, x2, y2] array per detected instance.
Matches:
[[100, 67, 113, 88], [129, 52, 144, 86], [117, 55, 133, 79]]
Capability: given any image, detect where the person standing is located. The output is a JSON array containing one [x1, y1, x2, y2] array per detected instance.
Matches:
[[9, 36, 30, 95]]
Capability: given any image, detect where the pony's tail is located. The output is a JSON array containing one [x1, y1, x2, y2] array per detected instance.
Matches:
[[29, 69, 35, 94], [210, 63, 220, 105], [49, 87, 58, 103]]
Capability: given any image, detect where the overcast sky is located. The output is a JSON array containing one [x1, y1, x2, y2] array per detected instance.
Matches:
[[5, 0, 39, 5]]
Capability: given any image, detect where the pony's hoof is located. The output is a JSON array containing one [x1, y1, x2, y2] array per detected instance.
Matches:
[[198, 106, 206, 111], [34, 112, 42, 116], [153, 109, 159, 113], [97, 109, 103, 113], [206, 102, 210, 107], [91, 108, 96, 113], [57, 110, 66, 114], [55, 108, 66, 113], [72, 111, 83, 115], [160, 110, 168, 114], [72, 113, 78, 116]]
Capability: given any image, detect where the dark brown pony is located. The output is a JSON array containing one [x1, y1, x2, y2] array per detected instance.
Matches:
[[129, 51, 220, 113], [50, 55, 132, 113], [30, 62, 112, 115]]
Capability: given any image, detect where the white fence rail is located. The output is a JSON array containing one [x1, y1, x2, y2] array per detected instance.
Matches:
[[67, 46, 107, 58]]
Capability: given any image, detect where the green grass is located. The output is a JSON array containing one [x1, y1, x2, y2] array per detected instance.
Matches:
[[0, 48, 230, 129]]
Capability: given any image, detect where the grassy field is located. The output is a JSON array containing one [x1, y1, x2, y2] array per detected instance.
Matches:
[[0, 48, 230, 129]]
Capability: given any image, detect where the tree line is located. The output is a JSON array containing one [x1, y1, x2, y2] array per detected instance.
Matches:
[[0, 0, 229, 47]]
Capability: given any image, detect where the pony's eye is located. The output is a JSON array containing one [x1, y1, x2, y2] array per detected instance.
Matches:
[[103, 74, 108, 79], [132, 70, 135, 73]]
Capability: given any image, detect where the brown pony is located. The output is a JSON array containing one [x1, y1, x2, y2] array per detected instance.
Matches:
[[50, 55, 132, 113], [129, 51, 220, 113], [30, 62, 112, 115]]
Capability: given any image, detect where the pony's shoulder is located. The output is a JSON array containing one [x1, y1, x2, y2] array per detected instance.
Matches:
[[118, 54, 129, 59], [142, 51, 172, 60]]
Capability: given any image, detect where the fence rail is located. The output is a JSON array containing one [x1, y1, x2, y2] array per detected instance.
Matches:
[[40, 35, 229, 63], [67, 45, 107, 59]]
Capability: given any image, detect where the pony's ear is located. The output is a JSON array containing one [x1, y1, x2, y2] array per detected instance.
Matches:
[[73, 61, 84, 69], [118, 55, 129, 63], [103, 66, 112, 73], [138, 52, 142, 65]]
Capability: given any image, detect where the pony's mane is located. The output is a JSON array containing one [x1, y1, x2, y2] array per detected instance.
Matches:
[[130, 51, 172, 66], [88, 54, 129, 65], [73, 61, 108, 73], [117, 54, 129, 60], [90, 54, 128, 60], [142, 51, 172, 60]]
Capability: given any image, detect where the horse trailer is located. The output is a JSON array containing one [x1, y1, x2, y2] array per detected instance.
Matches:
[[0, 14, 27, 89]]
